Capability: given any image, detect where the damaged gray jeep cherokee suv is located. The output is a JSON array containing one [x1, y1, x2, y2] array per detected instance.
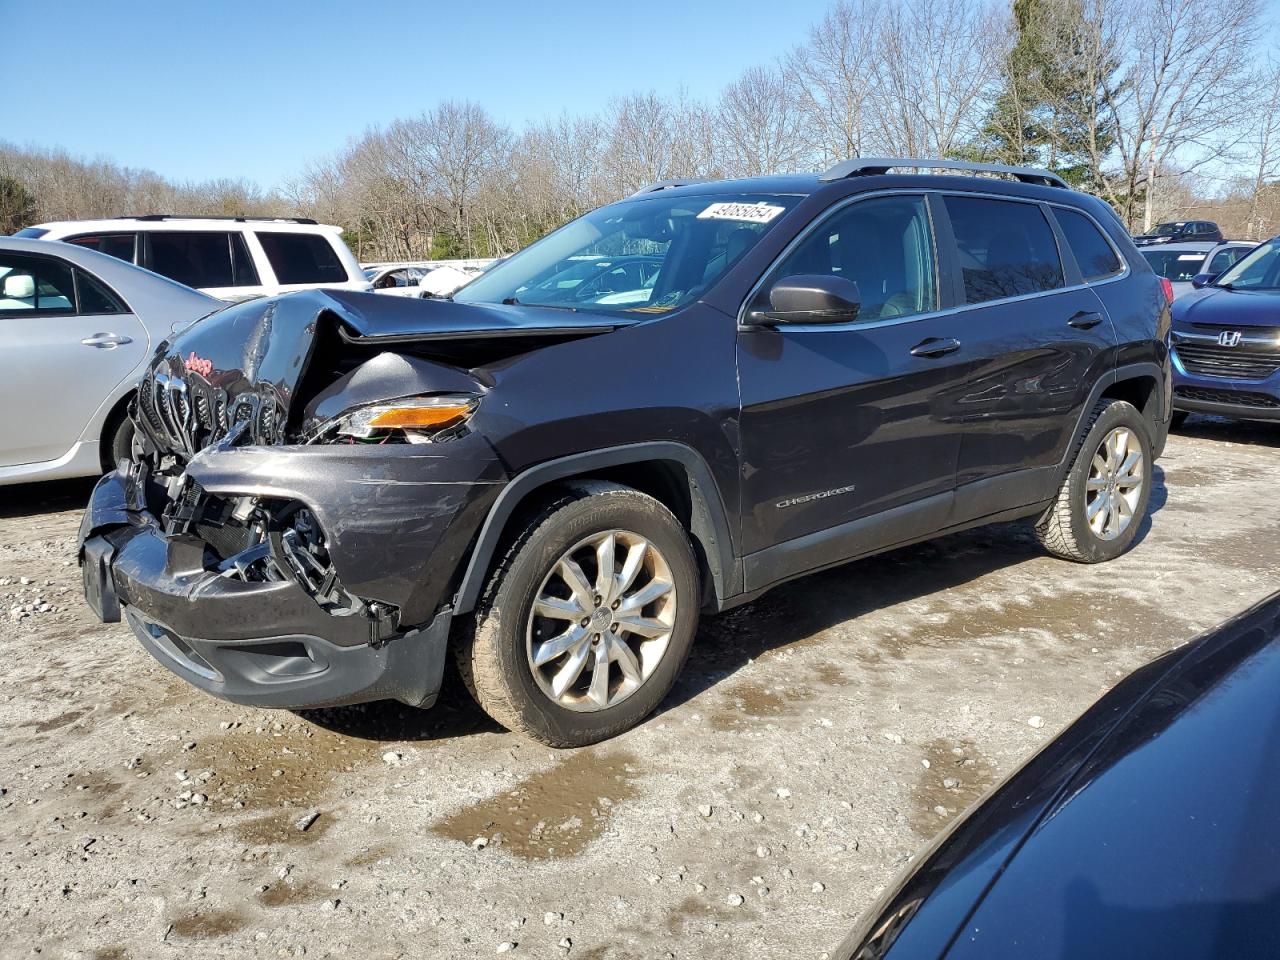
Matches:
[[80, 161, 1170, 746]]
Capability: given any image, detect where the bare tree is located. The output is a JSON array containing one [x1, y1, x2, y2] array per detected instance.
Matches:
[[715, 66, 811, 176], [1104, 0, 1260, 231], [785, 0, 886, 163], [869, 0, 1005, 157], [1242, 60, 1280, 240]]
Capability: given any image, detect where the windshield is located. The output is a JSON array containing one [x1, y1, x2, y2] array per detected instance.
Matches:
[[1141, 249, 1206, 282], [1152, 222, 1186, 236], [1215, 237, 1280, 290], [453, 193, 799, 313]]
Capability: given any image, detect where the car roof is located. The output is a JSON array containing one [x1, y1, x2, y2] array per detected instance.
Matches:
[[30, 217, 343, 234], [622, 170, 1095, 210]]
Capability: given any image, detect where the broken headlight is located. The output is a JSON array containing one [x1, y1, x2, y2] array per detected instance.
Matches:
[[310, 395, 478, 445]]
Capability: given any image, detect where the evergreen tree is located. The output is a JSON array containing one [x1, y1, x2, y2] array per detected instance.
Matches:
[[0, 175, 36, 235]]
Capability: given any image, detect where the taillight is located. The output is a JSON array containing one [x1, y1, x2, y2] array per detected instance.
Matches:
[[1160, 277, 1175, 304]]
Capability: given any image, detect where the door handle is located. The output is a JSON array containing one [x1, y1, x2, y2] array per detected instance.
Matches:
[[81, 333, 132, 348], [910, 337, 962, 358], [1067, 311, 1103, 330]]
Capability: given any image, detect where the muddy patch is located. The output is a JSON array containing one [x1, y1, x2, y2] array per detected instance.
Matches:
[[233, 808, 334, 847], [258, 878, 332, 908], [815, 663, 848, 686], [432, 749, 640, 860], [344, 843, 397, 868], [909, 738, 1000, 836], [709, 680, 815, 731], [166, 908, 247, 940], [28, 706, 92, 733]]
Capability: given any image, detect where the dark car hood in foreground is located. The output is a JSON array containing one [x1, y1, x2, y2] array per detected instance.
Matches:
[[841, 591, 1280, 960], [1172, 286, 1280, 327], [136, 289, 625, 455]]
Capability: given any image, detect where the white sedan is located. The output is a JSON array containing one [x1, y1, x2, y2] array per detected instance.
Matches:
[[0, 238, 220, 485]]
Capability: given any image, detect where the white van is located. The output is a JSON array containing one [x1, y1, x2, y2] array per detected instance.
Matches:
[[16, 216, 372, 302]]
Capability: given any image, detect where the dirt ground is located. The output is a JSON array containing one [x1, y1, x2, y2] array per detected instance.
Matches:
[[2, 415, 1277, 960]]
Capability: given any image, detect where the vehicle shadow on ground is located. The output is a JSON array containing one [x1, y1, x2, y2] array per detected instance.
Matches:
[[0, 477, 96, 520], [297, 662, 505, 743], [1175, 414, 1280, 449]]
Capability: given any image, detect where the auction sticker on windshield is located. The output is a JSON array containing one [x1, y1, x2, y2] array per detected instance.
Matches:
[[697, 202, 787, 224]]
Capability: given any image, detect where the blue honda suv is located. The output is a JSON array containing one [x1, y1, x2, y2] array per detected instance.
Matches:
[[1171, 235, 1280, 424]]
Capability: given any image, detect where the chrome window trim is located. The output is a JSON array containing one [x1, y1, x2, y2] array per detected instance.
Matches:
[[737, 188, 1130, 335]]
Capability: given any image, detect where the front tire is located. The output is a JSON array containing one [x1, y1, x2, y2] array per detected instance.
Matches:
[[457, 481, 700, 746], [1035, 399, 1153, 563]]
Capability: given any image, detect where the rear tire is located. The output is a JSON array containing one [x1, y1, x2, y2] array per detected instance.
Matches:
[[456, 480, 700, 747], [1035, 399, 1153, 563]]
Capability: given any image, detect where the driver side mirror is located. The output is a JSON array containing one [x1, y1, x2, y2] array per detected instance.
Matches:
[[745, 274, 861, 326], [1191, 273, 1218, 289]]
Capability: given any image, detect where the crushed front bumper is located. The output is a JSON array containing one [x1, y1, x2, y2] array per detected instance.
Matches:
[[78, 439, 506, 710]]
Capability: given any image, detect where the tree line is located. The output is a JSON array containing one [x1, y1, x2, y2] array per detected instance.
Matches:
[[4, 0, 1278, 260]]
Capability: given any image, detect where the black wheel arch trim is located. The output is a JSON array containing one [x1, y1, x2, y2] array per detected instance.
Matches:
[[1057, 361, 1168, 485], [452, 442, 739, 616]]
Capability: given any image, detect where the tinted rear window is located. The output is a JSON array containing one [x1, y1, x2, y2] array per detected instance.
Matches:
[[256, 232, 348, 284], [1055, 209, 1123, 281], [1141, 249, 1206, 282], [68, 233, 137, 263], [148, 231, 255, 289], [944, 196, 1065, 303]]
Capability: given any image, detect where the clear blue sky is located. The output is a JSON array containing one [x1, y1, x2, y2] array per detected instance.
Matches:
[[10, 0, 833, 188]]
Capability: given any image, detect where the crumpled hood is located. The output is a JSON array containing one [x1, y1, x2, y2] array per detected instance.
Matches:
[[1172, 287, 1280, 328], [135, 289, 626, 457]]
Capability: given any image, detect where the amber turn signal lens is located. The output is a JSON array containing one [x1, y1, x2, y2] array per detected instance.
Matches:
[[365, 404, 472, 430]]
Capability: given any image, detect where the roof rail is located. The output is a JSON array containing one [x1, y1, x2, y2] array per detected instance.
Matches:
[[629, 178, 713, 198], [131, 214, 320, 224], [819, 158, 1069, 189]]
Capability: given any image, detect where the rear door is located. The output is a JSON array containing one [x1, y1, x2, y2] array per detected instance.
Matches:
[[0, 251, 147, 467], [736, 192, 968, 590], [936, 194, 1119, 522]]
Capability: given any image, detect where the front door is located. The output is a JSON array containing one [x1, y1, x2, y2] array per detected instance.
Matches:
[[736, 192, 969, 592]]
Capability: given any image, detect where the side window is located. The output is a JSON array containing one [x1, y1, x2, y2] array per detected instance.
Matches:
[[0, 255, 76, 314], [77, 270, 125, 315], [67, 233, 137, 263], [255, 232, 349, 284], [1209, 247, 1246, 275], [1055, 208, 1123, 281], [147, 232, 238, 288], [944, 196, 1065, 303], [768, 194, 937, 322]]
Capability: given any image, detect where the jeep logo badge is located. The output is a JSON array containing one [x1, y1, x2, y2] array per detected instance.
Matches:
[[1218, 330, 1243, 347]]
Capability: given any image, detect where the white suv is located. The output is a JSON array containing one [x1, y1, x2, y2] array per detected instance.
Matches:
[[15, 216, 371, 302]]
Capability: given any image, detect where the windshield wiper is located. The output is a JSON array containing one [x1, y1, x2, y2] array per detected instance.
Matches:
[[501, 297, 580, 312]]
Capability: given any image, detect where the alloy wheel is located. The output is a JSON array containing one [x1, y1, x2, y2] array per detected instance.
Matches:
[[1085, 426, 1145, 541], [526, 530, 677, 712]]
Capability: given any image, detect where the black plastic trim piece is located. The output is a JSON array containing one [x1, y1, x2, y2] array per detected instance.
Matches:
[[453, 442, 737, 615]]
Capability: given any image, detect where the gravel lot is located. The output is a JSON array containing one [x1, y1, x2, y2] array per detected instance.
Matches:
[[2, 416, 1277, 960]]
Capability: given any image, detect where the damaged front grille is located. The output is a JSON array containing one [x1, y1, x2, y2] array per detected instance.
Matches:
[[135, 365, 286, 461]]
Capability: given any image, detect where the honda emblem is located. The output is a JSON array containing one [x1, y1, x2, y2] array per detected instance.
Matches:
[[1217, 330, 1243, 347]]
